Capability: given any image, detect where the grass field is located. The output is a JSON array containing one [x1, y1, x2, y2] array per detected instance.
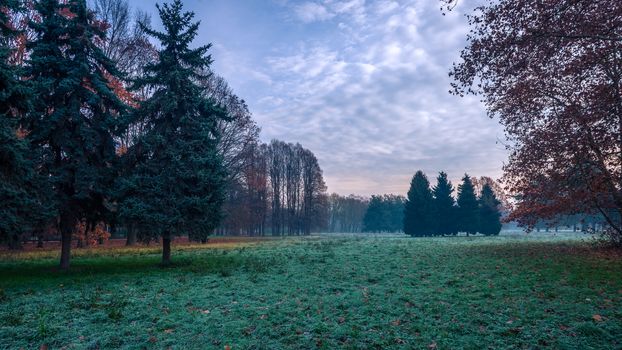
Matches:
[[0, 235, 621, 349]]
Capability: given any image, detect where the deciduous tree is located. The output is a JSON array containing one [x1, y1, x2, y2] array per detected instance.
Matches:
[[450, 0, 622, 245]]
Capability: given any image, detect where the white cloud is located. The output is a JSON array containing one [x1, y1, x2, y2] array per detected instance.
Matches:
[[252, 0, 505, 195], [294, 2, 334, 22]]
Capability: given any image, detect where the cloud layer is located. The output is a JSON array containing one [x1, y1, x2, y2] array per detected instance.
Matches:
[[135, 0, 507, 196]]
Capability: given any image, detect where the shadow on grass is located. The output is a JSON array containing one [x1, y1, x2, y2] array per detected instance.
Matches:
[[0, 251, 281, 288]]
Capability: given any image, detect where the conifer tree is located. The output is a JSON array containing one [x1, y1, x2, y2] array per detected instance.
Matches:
[[117, 0, 226, 265], [479, 184, 502, 236], [432, 172, 457, 236], [457, 174, 479, 236], [27, 0, 128, 269], [403, 171, 434, 237], [362, 195, 384, 232], [0, 1, 54, 249]]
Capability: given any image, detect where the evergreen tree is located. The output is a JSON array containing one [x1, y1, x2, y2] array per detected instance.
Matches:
[[479, 184, 502, 236], [27, 0, 128, 269], [387, 194, 406, 233], [117, 0, 226, 265], [362, 195, 404, 233], [0, 1, 54, 249], [457, 174, 479, 235], [403, 170, 434, 237], [432, 172, 457, 236], [362, 195, 383, 232]]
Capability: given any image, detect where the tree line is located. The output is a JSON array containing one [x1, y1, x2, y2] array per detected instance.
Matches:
[[0, 0, 329, 268], [403, 171, 502, 237], [362, 195, 405, 233], [218, 140, 328, 236], [326, 194, 368, 233]]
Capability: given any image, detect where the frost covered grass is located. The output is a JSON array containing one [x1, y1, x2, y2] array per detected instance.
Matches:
[[0, 235, 620, 349]]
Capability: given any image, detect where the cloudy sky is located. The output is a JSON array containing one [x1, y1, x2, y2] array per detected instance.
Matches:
[[133, 0, 507, 196]]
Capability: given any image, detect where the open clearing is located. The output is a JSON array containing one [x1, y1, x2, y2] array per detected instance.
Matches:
[[1, 235, 621, 349]]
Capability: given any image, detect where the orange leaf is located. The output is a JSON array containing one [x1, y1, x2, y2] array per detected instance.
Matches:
[[592, 314, 603, 322]]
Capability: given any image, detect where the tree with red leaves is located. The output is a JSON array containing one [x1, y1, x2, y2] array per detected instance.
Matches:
[[450, 0, 622, 245]]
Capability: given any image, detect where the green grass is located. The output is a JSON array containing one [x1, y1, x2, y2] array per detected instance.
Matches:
[[0, 235, 621, 349]]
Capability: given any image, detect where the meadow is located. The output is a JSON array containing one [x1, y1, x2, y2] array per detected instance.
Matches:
[[0, 235, 621, 349]]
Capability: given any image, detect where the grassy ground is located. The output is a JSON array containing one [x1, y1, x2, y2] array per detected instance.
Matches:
[[0, 235, 620, 349]]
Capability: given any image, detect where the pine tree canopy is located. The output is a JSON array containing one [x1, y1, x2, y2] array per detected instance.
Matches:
[[433, 171, 457, 236], [117, 0, 227, 261], [457, 174, 479, 235], [0, 0, 55, 249], [403, 170, 435, 237], [479, 183, 502, 236], [25, 0, 129, 267]]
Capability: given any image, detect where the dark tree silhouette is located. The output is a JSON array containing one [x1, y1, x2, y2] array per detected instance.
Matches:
[[432, 172, 457, 236], [479, 184, 502, 236], [403, 171, 435, 237], [363, 194, 405, 233], [457, 174, 478, 236]]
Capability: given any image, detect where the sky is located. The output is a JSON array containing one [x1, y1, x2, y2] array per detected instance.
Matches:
[[132, 0, 508, 196]]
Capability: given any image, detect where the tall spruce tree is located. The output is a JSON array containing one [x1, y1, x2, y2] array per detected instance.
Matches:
[[403, 171, 434, 237], [479, 184, 502, 236], [0, 1, 54, 249], [432, 172, 457, 236], [457, 174, 479, 236], [117, 0, 226, 265], [27, 0, 128, 269]]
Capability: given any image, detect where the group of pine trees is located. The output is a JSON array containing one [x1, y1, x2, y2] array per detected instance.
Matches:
[[403, 171, 502, 237], [362, 195, 406, 233], [0, 0, 227, 268]]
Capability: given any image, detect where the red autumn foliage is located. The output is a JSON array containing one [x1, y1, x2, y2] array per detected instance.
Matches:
[[74, 221, 111, 247], [104, 70, 138, 108], [451, 0, 622, 244]]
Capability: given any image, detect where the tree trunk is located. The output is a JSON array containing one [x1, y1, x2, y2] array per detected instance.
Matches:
[[162, 237, 171, 265], [59, 214, 74, 270], [7, 233, 22, 250], [126, 225, 137, 246], [37, 234, 43, 248]]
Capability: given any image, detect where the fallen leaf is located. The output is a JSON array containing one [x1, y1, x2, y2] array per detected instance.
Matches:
[[592, 314, 603, 322], [201, 309, 210, 314], [39, 345, 48, 350], [391, 319, 401, 326], [428, 341, 437, 349], [164, 329, 174, 334]]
